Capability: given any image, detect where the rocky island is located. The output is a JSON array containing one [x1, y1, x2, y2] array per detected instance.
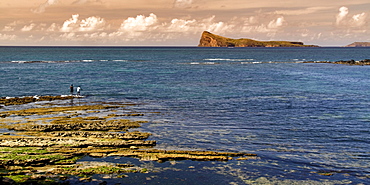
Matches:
[[198, 31, 319, 47], [345, 42, 370, 47]]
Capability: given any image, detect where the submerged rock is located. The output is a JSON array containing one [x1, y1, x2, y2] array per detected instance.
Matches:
[[0, 96, 258, 184]]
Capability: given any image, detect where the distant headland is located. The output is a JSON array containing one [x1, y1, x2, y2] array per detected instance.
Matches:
[[345, 42, 370, 47], [198, 31, 319, 47]]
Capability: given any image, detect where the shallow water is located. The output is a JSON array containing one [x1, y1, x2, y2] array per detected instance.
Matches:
[[1, 47, 370, 184]]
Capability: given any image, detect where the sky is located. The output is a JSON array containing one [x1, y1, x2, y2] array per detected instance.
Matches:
[[0, 0, 369, 46]]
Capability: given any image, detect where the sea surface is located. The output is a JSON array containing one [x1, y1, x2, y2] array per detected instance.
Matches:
[[1, 46, 370, 184]]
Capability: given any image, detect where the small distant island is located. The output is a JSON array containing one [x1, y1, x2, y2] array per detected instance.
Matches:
[[198, 31, 319, 47], [345, 42, 370, 47]]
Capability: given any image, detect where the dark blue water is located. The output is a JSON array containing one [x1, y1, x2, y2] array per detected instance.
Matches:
[[1, 47, 370, 184]]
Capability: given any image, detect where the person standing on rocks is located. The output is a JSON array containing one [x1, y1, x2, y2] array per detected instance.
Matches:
[[70, 84, 74, 95], [77, 86, 82, 96]]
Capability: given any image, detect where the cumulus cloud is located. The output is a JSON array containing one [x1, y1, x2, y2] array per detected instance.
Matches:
[[335, 6, 367, 27], [0, 33, 17, 41], [174, 0, 193, 8], [336, 6, 349, 25], [2, 21, 22, 32], [32, 0, 58, 13], [166, 15, 231, 35], [351, 13, 367, 27], [110, 13, 158, 39], [119, 13, 158, 32], [79, 16, 106, 31], [241, 16, 286, 34], [61, 14, 79, 32], [47, 23, 58, 32], [21, 23, 36, 32], [60, 14, 106, 32], [267, 17, 285, 29]]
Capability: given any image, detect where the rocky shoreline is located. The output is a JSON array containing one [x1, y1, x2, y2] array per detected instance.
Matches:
[[304, 59, 370, 65], [0, 96, 257, 184]]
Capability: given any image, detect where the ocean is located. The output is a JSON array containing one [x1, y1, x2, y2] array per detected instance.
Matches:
[[0, 46, 370, 184]]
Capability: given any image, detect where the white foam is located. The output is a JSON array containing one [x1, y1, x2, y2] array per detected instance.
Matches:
[[204, 58, 254, 61], [11, 61, 27, 63], [112, 60, 128, 62], [204, 62, 216, 65]]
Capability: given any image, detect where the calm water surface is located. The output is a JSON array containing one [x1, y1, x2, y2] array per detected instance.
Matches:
[[1, 47, 370, 184]]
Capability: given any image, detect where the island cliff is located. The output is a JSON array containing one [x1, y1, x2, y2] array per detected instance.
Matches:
[[345, 42, 370, 47], [198, 31, 318, 47]]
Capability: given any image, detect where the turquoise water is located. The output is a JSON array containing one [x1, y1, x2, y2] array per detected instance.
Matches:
[[1, 47, 370, 184]]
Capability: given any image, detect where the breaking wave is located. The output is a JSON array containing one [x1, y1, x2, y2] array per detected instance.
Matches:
[[204, 58, 254, 61], [8, 59, 129, 64]]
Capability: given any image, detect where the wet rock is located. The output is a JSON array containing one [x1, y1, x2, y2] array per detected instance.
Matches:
[[40, 131, 151, 140], [8, 119, 144, 132], [0, 95, 74, 106], [304, 59, 370, 65], [0, 177, 16, 185], [108, 149, 252, 162]]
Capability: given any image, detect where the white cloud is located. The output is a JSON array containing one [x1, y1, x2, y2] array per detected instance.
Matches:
[[61, 14, 80, 32], [59, 32, 77, 40], [351, 13, 366, 27], [2, 21, 21, 32], [21, 23, 36, 32], [167, 19, 197, 32], [241, 16, 286, 34], [336, 6, 349, 25], [166, 15, 231, 35], [268, 17, 285, 29], [79, 16, 106, 32], [60, 14, 106, 32], [335, 6, 367, 28], [47, 23, 58, 32], [111, 13, 158, 39], [174, 0, 193, 8], [32, 0, 58, 13], [72, 0, 88, 4], [275, 7, 331, 15], [118, 13, 158, 32], [72, 0, 102, 5], [2, 25, 15, 32], [0, 33, 17, 41]]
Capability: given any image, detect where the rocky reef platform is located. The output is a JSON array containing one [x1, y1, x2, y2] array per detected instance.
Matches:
[[0, 95, 257, 184], [0, 95, 74, 106]]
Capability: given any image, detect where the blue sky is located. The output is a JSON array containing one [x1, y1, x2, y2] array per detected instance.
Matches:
[[0, 0, 369, 46]]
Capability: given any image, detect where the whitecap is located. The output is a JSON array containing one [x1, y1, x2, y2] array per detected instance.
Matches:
[[11, 61, 27, 63], [204, 62, 217, 65], [204, 58, 254, 62], [112, 60, 128, 62]]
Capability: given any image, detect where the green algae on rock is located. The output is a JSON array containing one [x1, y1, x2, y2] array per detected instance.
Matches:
[[0, 96, 74, 106], [0, 95, 258, 184]]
